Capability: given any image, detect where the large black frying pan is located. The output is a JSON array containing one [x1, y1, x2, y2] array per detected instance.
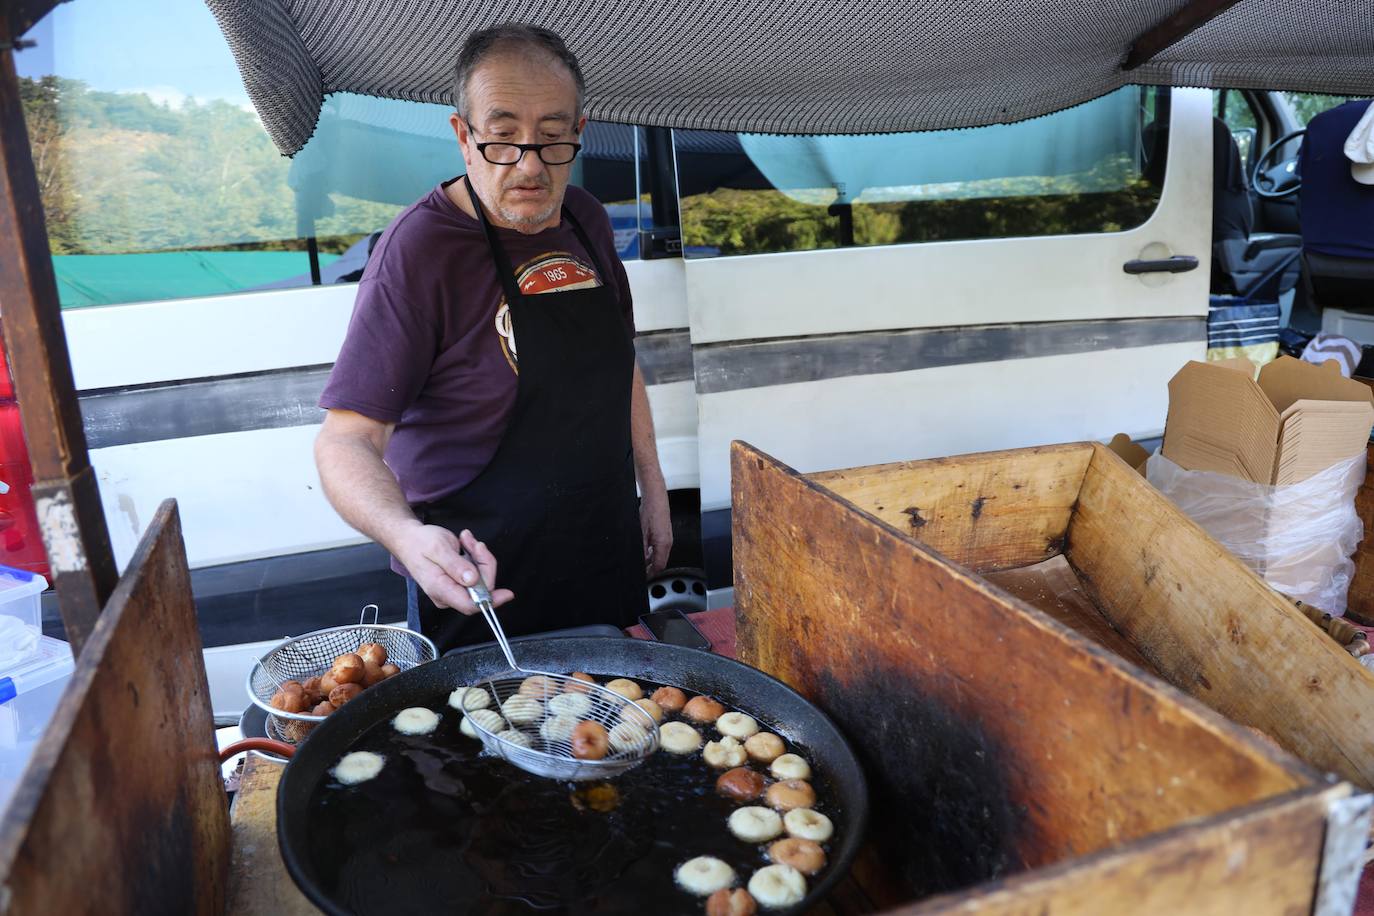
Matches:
[[277, 636, 868, 914]]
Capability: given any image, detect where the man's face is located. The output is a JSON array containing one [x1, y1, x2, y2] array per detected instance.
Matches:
[[451, 52, 585, 234]]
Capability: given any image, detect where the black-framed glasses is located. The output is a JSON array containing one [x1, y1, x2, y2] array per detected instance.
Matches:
[[473, 138, 582, 166]]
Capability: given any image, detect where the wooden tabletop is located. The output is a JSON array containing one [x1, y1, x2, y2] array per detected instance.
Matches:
[[227, 754, 317, 915]]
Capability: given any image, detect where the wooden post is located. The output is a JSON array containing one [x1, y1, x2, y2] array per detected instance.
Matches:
[[0, 10, 119, 656], [1123, 0, 1245, 71]]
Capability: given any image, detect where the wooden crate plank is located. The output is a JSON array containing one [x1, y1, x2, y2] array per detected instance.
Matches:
[[1068, 443, 1374, 788], [733, 441, 1309, 899], [0, 501, 230, 914], [807, 443, 1092, 572], [894, 786, 1337, 915], [227, 755, 318, 916]]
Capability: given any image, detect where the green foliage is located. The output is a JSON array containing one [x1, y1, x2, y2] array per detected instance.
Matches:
[[16, 76, 401, 261], [1285, 92, 1368, 127], [682, 166, 1161, 256]]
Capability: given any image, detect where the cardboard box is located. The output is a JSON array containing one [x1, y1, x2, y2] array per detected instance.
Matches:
[[1162, 355, 1374, 485]]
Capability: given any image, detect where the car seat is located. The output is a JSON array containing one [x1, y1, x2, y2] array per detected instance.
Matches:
[[1299, 100, 1374, 311], [1210, 117, 1302, 302]]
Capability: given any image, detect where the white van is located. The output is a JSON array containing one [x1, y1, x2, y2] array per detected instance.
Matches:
[[11, 1, 1349, 716]]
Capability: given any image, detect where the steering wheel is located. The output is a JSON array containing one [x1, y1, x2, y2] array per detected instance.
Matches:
[[1250, 127, 1306, 199]]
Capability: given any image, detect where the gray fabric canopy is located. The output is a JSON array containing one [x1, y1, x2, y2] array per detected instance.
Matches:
[[206, 0, 1374, 156]]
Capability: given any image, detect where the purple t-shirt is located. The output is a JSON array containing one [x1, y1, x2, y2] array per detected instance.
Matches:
[[320, 180, 634, 504]]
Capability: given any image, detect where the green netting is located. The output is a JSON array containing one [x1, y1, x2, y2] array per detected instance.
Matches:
[[52, 251, 339, 308]]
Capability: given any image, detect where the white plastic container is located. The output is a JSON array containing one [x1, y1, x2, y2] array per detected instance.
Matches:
[[0, 565, 48, 671], [0, 635, 74, 819]]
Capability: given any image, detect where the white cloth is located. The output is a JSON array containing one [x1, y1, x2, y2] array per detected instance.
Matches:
[[1301, 332, 1363, 378], [1345, 100, 1374, 186]]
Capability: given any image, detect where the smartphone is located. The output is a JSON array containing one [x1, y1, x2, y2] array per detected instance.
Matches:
[[640, 609, 712, 650]]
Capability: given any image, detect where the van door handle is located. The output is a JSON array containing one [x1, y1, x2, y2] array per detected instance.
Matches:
[[1123, 255, 1199, 274]]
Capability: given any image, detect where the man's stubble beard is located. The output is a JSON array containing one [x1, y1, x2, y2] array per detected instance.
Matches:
[[495, 175, 561, 231]]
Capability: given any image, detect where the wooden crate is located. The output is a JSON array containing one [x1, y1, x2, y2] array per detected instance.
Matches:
[[732, 441, 1372, 913]]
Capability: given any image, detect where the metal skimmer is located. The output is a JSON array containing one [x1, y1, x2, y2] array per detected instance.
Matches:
[[461, 579, 660, 780]]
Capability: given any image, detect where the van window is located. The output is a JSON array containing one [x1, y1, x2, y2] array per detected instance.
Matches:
[[15, 1, 642, 309], [676, 86, 1169, 258], [1284, 93, 1369, 127]]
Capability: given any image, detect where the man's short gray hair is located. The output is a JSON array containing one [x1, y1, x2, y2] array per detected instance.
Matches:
[[453, 24, 586, 122]]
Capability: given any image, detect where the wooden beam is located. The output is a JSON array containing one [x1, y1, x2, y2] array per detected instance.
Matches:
[[1123, 0, 1245, 71], [3, 0, 62, 49], [0, 18, 119, 655]]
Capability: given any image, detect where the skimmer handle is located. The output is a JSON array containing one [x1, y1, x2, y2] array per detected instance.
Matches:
[[468, 579, 519, 671]]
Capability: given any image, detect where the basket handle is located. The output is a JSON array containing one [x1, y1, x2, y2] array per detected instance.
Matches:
[[219, 738, 295, 762], [359, 603, 380, 626]]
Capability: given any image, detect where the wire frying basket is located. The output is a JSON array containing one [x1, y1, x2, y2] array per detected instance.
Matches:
[[246, 605, 438, 744], [462, 582, 660, 780]]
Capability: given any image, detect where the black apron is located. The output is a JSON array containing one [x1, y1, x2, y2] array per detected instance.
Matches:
[[410, 178, 648, 653]]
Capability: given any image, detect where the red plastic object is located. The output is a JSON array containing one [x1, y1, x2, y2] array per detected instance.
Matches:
[[0, 327, 50, 578]]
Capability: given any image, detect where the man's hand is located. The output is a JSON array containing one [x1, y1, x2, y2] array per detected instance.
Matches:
[[640, 487, 673, 576], [394, 525, 515, 614]]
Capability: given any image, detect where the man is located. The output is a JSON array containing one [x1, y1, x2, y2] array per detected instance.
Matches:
[[314, 23, 671, 652]]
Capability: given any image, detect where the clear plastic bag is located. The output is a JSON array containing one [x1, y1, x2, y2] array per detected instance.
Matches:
[[1146, 450, 1366, 614]]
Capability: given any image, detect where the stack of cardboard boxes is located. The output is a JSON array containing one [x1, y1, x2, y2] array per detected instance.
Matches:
[[1147, 355, 1374, 612], [1162, 356, 1374, 485]]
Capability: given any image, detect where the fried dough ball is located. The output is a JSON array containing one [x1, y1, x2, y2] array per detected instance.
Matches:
[[716, 766, 767, 802], [624, 698, 663, 724], [540, 714, 580, 744], [768, 837, 826, 875], [748, 864, 805, 909], [608, 721, 649, 754], [675, 856, 736, 896], [519, 675, 559, 699], [498, 729, 534, 749], [330, 653, 365, 685], [319, 673, 340, 695], [460, 708, 505, 738], [783, 808, 834, 843], [745, 732, 785, 764], [704, 736, 748, 769], [332, 751, 384, 786], [328, 683, 363, 707], [769, 753, 811, 781], [727, 806, 784, 842], [310, 700, 336, 717], [448, 686, 492, 712], [566, 672, 597, 693], [707, 888, 758, 916], [717, 712, 759, 739], [660, 721, 704, 755], [570, 720, 611, 760], [362, 660, 386, 687], [300, 677, 326, 705], [501, 695, 543, 725], [357, 642, 388, 667], [379, 663, 400, 679], [651, 685, 687, 713], [605, 678, 644, 701], [765, 779, 815, 812], [271, 684, 308, 713], [683, 696, 726, 724], [392, 707, 440, 736], [548, 692, 594, 718]]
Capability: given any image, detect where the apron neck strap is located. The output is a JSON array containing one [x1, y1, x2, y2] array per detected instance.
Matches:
[[465, 177, 615, 308]]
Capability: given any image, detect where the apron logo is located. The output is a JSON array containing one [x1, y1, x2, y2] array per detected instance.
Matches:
[[495, 252, 602, 374]]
